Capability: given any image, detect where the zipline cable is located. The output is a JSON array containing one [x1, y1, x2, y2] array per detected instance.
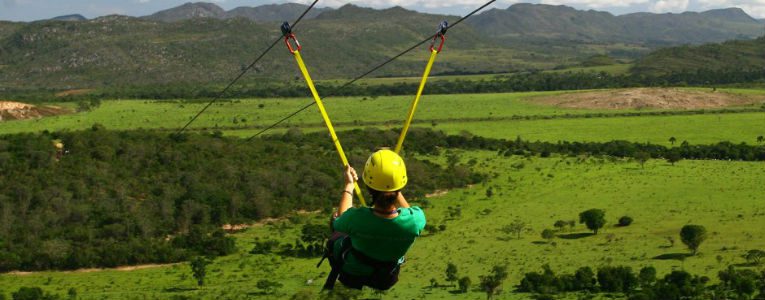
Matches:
[[243, 0, 497, 141], [176, 0, 320, 134]]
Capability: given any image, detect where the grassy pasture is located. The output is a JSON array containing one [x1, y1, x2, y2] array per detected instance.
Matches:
[[2, 89, 764, 147], [1, 152, 763, 299]]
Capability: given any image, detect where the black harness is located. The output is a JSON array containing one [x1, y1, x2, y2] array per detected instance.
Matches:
[[318, 233, 401, 290]]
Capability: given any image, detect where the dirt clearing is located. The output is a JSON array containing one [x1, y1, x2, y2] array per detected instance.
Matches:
[[537, 88, 764, 110], [0, 101, 71, 121]]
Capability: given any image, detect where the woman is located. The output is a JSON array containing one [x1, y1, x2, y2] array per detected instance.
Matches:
[[322, 149, 427, 290]]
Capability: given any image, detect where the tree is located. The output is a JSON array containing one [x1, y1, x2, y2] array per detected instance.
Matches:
[[502, 219, 526, 239], [579, 209, 606, 234], [257, 279, 283, 294], [638, 266, 657, 288], [480, 265, 508, 300], [665, 151, 682, 166], [458, 276, 472, 293], [635, 151, 650, 169], [680, 225, 707, 255], [618, 216, 633, 227], [541, 229, 556, 242], [597, 266, 637, 293], [190, 256, 210, 286], [445, 263, 459, 284], [669, 137, 677, 145], [757, 135, 764, 144]]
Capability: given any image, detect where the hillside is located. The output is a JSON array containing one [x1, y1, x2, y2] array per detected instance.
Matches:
[[468, 4, 763, 46], [49, 14, 87, 21], [144, 2, 330, 23], [0, 3, 763, 91], [0, 5, 491, 90], [632, 37, 765, 75]]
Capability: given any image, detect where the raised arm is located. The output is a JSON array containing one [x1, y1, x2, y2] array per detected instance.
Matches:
[[395, 192, 410, 208], [337, 166, 357, 216]]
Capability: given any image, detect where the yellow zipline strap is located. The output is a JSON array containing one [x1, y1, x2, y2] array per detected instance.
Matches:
[[285, 33, 367, 207], [394, 25, 447, 154], [394, 48, 439, 154]]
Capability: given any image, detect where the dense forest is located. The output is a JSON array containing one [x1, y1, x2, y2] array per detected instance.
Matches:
[[0, 127, 483, 272], [1, 127, 763, 272], [7, 68, 764, 103]]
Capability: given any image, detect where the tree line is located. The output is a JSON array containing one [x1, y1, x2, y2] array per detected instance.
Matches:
[[318, 128, 765, 162], [6, 68, 764, 103], [518, 264, 765, 300]]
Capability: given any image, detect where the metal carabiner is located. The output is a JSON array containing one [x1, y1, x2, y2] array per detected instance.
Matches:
[[429, 20, 448, 53], [429, 33, 446, 53], [285, 33, 302, 54]]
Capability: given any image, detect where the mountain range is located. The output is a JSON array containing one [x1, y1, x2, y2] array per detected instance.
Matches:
[[143, 2, 331, 23], [0, 2, 762, 90]]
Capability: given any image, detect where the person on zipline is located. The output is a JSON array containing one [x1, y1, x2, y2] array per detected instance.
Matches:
[[321, 149, 427, 290]]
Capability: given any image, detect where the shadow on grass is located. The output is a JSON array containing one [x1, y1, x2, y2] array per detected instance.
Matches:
[[532, 241, 548, 245], [557, 233, 595, 240], [163, 287, 198, 293], [653, 253, 692, 260]]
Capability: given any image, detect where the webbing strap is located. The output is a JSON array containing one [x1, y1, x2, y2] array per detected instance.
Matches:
[[292, 50, 368, 206], [394, 49, 440, 154]]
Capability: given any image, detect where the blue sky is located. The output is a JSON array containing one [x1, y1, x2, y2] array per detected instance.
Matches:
[[1, 0, 764, 21]]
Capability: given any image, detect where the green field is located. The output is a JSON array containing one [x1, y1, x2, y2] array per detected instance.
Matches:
[[2, 152, 763, 299], [2, 89, 764, 147], [2, 88, 765, 299]]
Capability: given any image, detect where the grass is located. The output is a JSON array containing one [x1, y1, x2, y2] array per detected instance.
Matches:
[[3, 89, 764, 146], [1, 153, 763, 299]]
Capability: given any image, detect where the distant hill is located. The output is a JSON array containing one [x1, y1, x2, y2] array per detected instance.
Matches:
[[49, 14, 88, 22], [0, 3, 764, 91], [144, 2, 330, 23], [144, 2, 226, 22], [226, 3, 330, 22], [632, 37, 765, 75], [468, 4, 763, 46]]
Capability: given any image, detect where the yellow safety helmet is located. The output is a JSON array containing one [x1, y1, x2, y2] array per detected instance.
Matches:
[[363, 149, 408, 192]]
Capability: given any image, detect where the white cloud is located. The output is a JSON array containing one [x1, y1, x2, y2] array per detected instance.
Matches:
[[652, 0, 690, 12]]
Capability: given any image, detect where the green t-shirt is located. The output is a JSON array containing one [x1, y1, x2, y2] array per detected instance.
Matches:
[[333, 206, 426, 275]]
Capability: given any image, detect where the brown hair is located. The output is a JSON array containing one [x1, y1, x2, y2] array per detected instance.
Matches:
[[367, 187, 398, 207]]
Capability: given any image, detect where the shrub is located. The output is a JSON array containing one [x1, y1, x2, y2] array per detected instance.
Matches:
[[597, 266, 637, 293], [618, 216, 633, 227]]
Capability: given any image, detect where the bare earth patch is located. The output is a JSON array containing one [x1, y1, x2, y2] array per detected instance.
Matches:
[[0, 101, 71, 121], [537, 88, 763, 110], [54, 89, 94, 97]]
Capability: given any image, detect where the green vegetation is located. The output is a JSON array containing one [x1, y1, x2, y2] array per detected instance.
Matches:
[[3, 89, 765, 147], [1, 148, 764, 298], [0, 128, 482, 272], [680, 225, 708, 255], [633, 37, 765, 76]]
